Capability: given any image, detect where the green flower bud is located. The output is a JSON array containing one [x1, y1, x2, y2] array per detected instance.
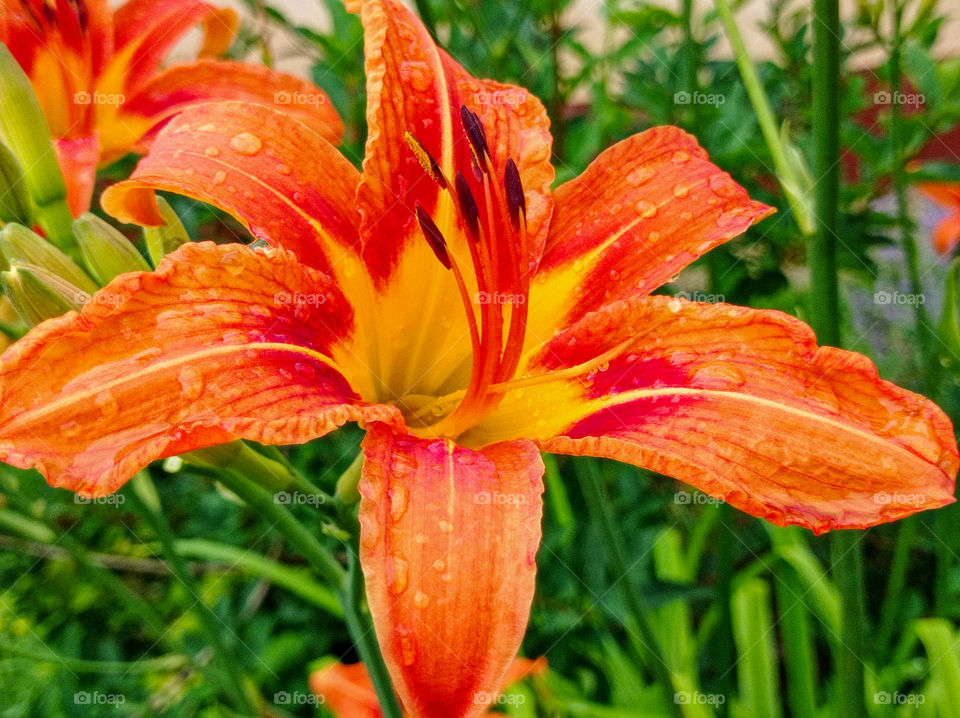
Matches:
[[73, 213, 151, 285], [0, 223, 98, 293], [1, 263, 86, 327], [143, 197, 189, 266], [0, 141, 30, 225]]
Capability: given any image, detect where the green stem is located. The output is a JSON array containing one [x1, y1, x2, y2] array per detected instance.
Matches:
[[212, 468, 345, 587], [714, 0, 815, 236], [811, 0, 842, 347], [0, 642, 188, 674], [811, 0, 867, 714], [342, 546, 404, 718], [888, 2, 938, 393], [875, 514, 917, 655], [579, 462, 682, 718], [127, 474, 259, 716]]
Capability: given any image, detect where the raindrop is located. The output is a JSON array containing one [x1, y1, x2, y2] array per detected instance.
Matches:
[[398, 61, 433, 92], [178, 366, 205, 401], [229, 132, 263, 156], [673, 184, 690, 198], [60, 421, 81, 438], [670, 150, 691, 163], [413, 591, 431, 609], [626, 166, 655, 187], [634, 200, 657, 218], [204, 146, 220, 158], [95, 390, 119, 417], [388, 555, 409, 595], [212, 171, 226, 186]]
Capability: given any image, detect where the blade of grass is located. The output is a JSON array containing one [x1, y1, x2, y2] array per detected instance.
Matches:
[[731, 578, 783, 718]]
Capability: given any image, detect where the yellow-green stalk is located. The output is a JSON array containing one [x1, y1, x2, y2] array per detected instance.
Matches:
[[73, 213, 150, 284], [1, 263, 86, 327], [143, 197, 189, 266], [0, 141, 30, 225], [0, 223, 98, 293]]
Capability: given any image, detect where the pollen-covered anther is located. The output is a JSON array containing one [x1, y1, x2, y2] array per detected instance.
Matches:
[[454, 171, 481, 242], [459, 105, 489, 172], [415, 204, 452, 270], [404, 131, 447, 189], [504, 158, 526, 232]]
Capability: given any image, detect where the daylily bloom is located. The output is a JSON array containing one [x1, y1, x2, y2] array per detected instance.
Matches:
[[0, 0, 342, 214], [0, 0, 957, 716], [919, 182, 960, 254], [309, 657, 545, 717]]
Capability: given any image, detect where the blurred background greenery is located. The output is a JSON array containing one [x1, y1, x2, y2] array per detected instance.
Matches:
[[4, 0, 960, 715]]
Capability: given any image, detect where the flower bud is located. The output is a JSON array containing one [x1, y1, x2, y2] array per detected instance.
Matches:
[[73, 213, 150, 284], [1, 263, 86, 327], [0, 46, 74, 248], [0, 223, 98, 293], [0, 141, 30, 225], [143, 197, 189, 266]]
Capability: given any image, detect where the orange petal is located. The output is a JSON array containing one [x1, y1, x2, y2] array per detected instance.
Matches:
[[528, 127, 772, 338], [100, 101, 361, 276], [54, 133, 100, 215], [347, 0, 554, 284], [309, 657, 546, 718], [126, 59, 343, 147], [918, 181, 960, 211], [468, 296, 958, 534], [112, 0, 238, 93], [932, 214, 960, 255], [359, 423, 544, 718], [0, 242, 399, 497]]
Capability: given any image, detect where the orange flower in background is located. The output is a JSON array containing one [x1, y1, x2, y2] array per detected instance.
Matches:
[[0, 0, 342, 214], [919, 182, 960, 254], [0, 0, 957, 716], [309, 657, 545, 717]]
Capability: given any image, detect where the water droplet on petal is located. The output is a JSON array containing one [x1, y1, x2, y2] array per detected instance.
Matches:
[[671, 150, 691, 163], [673, 184, 690, 198], [438, 520, 453, 534], [400, 635, 417, 665], [178, 366, 205, 401], [95, 390, 119, 417], [432, 559, 446, 572], [212, 171, 226, 185], [229, 132, 263, 156], [709, 174, 740, 198], [204, 146, 220, 158], [399, 60, 433, 92], [388, 555, 409, 595], [635, 200, 657, 218], [60, 421, 81, 438], [276, 163, 291, 175], [413, 591, 430, 609], [626, 166, 656, 186], [389, 485, 408, 521], [197, 123, 218, 133]]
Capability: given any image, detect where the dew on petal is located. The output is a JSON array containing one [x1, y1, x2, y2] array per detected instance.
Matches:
[[626, 165, 655, 187], [204, 146, 220, 158], [212, 171, 226, 185], [177, 366, 205, 401], [635, 199, 657, 218], [229, 132, 263, 156]]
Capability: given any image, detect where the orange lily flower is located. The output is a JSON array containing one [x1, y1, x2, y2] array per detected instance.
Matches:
[[0, 0, 957, 716], [918, 182, 960, 254], [0, 0, 342, 214], [309, 657, 545, 717]]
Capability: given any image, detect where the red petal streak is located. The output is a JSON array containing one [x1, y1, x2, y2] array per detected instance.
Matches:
[[0, 242, 399, 497], [470, 296, 957, 533], [100, 101, 360, 274], [359, 423, 544, 718], [126, 59, 343, 146], [347, 0, 553, 284]]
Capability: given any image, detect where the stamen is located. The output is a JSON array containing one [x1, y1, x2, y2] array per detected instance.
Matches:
[[454, 171, 480, 242], [415, 205, 452, 270], [504, 158, 526, 232], [459, 105, 489, 171], [404, 131, 447, 189]]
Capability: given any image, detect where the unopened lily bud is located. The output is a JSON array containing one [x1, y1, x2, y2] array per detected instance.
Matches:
[[0, 46, 74, 249], [143, 197, 189, 266], [73, 213, 151, 284], [0, 223, 98, 293], [0, 141, 30, 225], [1, 263, 86, 327]]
